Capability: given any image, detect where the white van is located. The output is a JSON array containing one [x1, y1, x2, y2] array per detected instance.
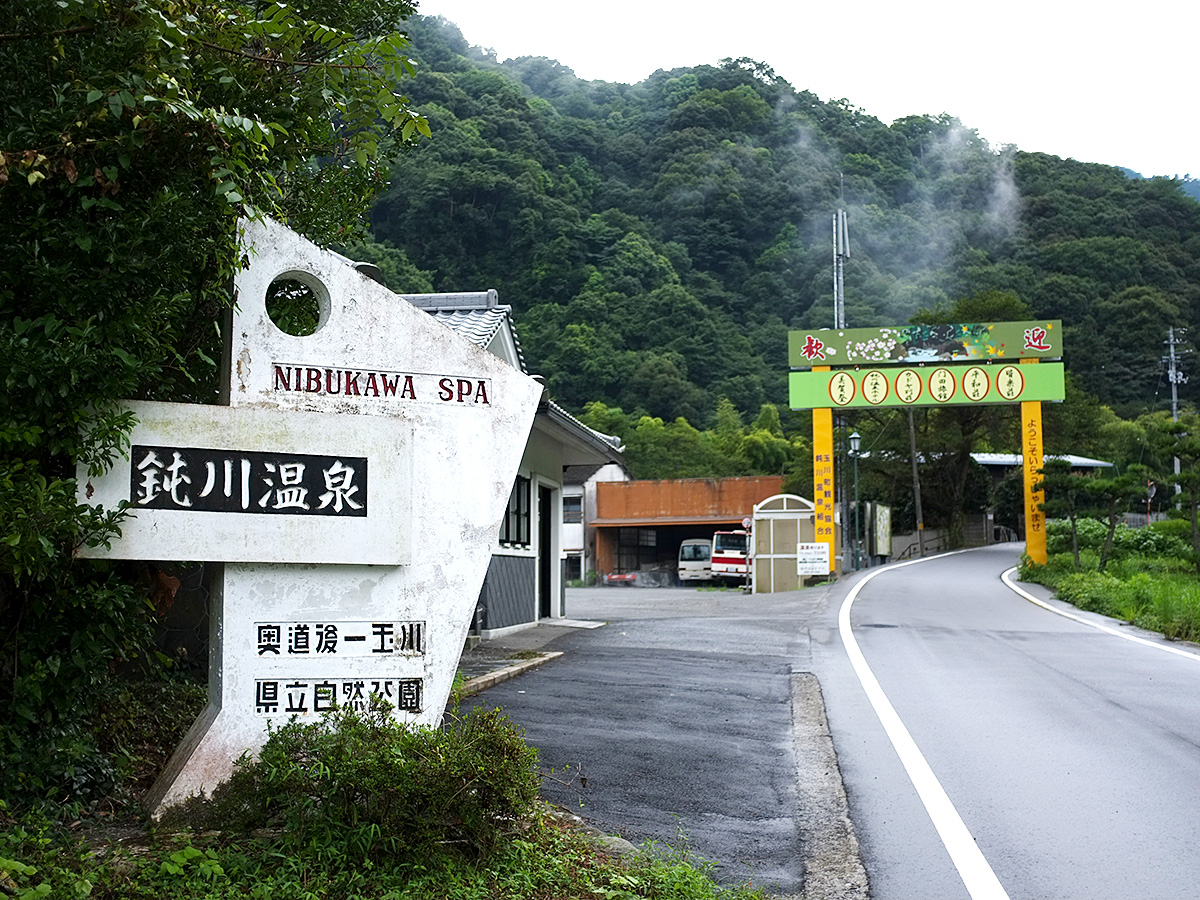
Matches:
[[677, 538, 714, 583]]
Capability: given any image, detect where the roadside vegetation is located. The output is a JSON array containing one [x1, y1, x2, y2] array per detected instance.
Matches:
[[1020, 409, 1200, 642], [1, 700, 766, 900], [1019, 518, 1200, 641]]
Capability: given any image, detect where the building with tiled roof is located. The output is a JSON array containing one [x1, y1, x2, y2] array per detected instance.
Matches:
[[402, 290, 626, 636]]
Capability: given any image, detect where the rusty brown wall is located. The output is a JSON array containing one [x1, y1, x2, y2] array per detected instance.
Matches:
[[596, 529, 616, 578], [595, 476, 785, 523]]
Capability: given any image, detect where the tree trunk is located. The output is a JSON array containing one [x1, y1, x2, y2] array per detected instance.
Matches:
[[1191, 496, 1199, 575], [1069, 513, 1081, 570], [1100, 502, 1119, 572], [946, 448, 973, 548]]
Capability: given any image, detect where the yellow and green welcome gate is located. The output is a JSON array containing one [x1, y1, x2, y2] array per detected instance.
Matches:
[[788, 321, 1066, 572]]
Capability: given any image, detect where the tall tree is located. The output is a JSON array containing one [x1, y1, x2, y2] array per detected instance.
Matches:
[[1, 0, 427, 807], [1086, 465, 1152, 571], [1160, 414, 1200, 573], [1036, 459, 1089, 570]]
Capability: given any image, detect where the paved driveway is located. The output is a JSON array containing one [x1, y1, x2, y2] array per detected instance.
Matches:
[[466, 584, 840, 895]]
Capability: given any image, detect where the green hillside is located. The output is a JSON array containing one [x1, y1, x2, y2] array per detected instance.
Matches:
[[369, 16, 1198, 427]]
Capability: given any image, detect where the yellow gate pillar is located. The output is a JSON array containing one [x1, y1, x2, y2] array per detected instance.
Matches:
[[812, 380, 836, 574], [1021, 358, 1047, 564]]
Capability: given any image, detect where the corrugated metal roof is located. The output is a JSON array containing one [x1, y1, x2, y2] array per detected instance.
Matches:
[[972, 453, 1113, 468], [590, 516, 750, 527]]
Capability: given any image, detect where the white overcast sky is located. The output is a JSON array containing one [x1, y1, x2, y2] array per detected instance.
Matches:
[[417, 0, 1196, 180]]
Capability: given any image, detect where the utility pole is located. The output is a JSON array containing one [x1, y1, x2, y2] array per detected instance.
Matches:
[[833, 204, 851, 570], [908, 409, 926, 556], [832, 208, 849, 329], [1165, 327, 1189, 499], [1166, 327, 1186, 423]]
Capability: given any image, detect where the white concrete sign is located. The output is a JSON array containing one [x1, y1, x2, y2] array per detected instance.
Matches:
[[77, 218, 543, 815], [79, 401, 411, 565], [797, 542, 831, 576]]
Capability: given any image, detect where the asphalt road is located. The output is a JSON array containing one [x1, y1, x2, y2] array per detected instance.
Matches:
[[824, 545, 1200, 900], [470, 546, 1200, 899]]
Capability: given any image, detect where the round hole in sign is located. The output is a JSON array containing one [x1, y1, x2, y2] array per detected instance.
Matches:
[[265, 271, 329, 336]]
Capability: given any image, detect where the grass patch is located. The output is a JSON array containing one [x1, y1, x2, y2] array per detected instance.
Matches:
[[507, 650, 545, 661], [1021, 538, 1200, 642], [2, 701, 768, 900], [2, 808, 766, 900]]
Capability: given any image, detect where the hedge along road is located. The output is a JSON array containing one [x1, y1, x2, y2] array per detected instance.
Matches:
[[469, 548, 1200, 898]]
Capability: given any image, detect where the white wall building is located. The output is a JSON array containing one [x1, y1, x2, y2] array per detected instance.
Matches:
[[563, 462, 632, 582], [400, 290, 625, 636]]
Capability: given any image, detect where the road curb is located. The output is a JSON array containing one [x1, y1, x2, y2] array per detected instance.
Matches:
[[544, 804, 640, 858], [791, 673, 870, 900], [459, 651, 564, 696]]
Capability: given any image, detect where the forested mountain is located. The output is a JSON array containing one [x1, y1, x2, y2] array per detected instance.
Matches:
[[368, 15, 1198, 428], [1124, 168, 1200, 204]]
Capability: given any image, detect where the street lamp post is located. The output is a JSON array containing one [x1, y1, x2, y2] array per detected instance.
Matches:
[[849, 430, 861, 571]]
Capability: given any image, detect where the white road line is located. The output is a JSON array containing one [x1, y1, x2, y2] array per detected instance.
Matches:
[[840, 553, 1011, 900], [1000, 567, 1200, 662]]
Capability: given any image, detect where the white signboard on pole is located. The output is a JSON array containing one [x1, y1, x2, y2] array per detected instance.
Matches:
[[797, 542, 831, 576]]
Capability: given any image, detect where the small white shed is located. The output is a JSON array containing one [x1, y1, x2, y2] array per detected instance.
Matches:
[[751, 494, 818, 593]]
